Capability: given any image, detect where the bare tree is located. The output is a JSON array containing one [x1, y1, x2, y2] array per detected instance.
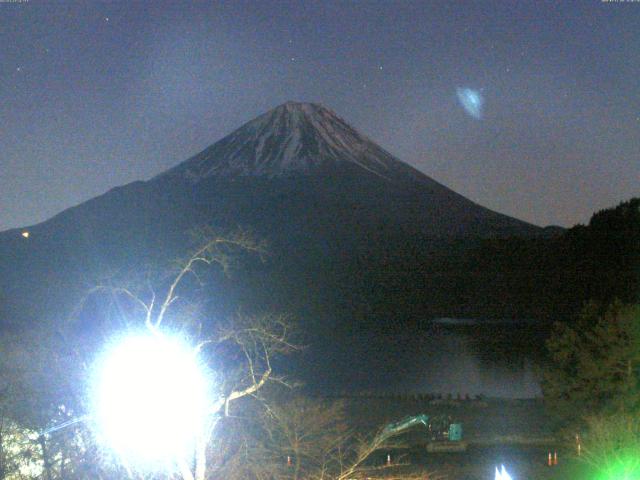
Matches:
[[0, 326, 90, 480], [69, 228, 298, 480], [2, 228, 441, 480], [212, 396, 445, 480]]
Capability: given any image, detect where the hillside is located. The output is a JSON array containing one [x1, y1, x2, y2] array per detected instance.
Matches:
[[0, 102, 544, 326]]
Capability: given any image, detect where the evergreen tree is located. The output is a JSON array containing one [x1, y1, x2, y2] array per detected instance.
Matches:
[[542, 301, 640, 427]]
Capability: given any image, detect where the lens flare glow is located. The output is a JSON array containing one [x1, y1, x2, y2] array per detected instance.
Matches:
[[91, 333, 209, 469], [594, 456, 640, 480], [457, 87, 484, 119], [495, 465, 512, 480]]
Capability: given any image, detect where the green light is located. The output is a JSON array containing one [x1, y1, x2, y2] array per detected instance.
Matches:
[[594, 455, 640, 480]]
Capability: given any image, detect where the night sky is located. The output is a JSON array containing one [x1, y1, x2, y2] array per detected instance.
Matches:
[[1, 0, 639, 231]]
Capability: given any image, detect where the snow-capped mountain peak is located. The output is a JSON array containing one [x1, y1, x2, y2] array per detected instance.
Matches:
[[163, 101, 410, 181]]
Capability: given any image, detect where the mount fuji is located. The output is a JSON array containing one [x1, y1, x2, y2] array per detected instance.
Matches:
[[162, 101, 434, 181], [0, 102, 547, 389], [154, 101, 537, 238]]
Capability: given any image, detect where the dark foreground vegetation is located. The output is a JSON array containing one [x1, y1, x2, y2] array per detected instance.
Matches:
[[0, 198, 637, 479]]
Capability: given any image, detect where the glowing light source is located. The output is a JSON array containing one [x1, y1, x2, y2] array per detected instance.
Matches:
[[90, 332, 210, 470], [456, 87, 484, 119], [594, 456, 640, 480], [495, 465, 512, 480], [21, 231, 29, 238]]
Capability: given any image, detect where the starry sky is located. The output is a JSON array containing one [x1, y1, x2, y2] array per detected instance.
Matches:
[[1, 0, 639, 231]]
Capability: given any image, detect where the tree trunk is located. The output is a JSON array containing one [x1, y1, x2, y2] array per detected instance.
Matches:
[[194, 434, 207, 480], [38, 435, 53, 480], [0, 427, 6, 480]]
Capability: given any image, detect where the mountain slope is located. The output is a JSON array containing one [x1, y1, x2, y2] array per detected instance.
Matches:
[[0, 101, 548, 390], [160, 101, 423, 180], [0, 101, 542, 316], [153, 101, 538, 239]]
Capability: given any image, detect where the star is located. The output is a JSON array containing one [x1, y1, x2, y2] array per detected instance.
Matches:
[[16, 66, 22, 72], [290, 57, 296, 62], [104, 17, 110, 22], [378, 65, 383, 71]]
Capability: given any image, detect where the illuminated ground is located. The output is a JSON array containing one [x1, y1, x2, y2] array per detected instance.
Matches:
[[366, 445, 588, 479], [336, 395, 592, 479]]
